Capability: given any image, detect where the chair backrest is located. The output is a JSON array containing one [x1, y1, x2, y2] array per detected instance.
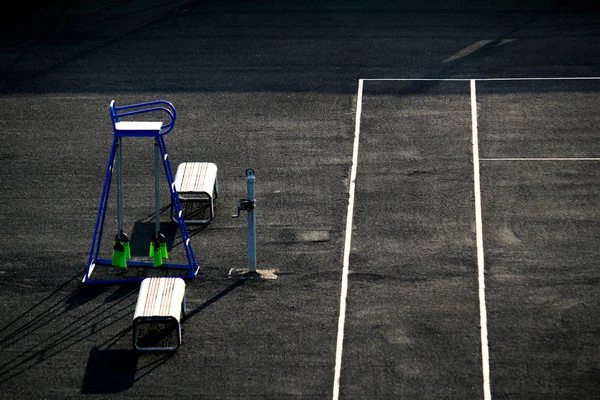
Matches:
[[109, 100, 177, 135]]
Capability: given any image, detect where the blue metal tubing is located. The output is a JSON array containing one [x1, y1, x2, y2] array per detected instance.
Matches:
[[84, 261, 196, 285], [84, 274, 197, 286], [84, 100, 199, 284], [85, 135, 118, 279], [110, 100, 176, 135], [95, 140, 116, 259], [95, 259, 193, 270], [116, 137, 123, 238], [157, 136, 198, 273], [154, 141, 160, 238]]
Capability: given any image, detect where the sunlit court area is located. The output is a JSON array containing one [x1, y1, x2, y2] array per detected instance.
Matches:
[[0, 1, 599, 398]]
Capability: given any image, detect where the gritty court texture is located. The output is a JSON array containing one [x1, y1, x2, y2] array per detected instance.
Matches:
[[0, 1, 599, 399]]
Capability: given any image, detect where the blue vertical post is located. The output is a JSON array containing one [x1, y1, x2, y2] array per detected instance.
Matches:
[[116, 137, 123, 238], [246, 169, 256, 273], [154, 141, 160, 238]]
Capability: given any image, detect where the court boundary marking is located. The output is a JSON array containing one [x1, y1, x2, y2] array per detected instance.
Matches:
[[333, 79, 363, 400], [333, 76, 600, 400], [470, 79, 491, 400], [362, 77, 600, 81], [482, 157, 600, 161]]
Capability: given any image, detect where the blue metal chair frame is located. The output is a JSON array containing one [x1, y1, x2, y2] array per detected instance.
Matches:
[[83, 100, 199, 285]]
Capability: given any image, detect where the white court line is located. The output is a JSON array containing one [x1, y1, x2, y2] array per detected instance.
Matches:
[[363, 77, 600, 81], [333, 77, 598, 399], [482, 157, 600, 161], [332, 78, 363, 400], [471, 79, 492, 400]]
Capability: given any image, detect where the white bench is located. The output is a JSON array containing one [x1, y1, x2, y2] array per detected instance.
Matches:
[[133, 277, 186, 351], [172, 162, 218, 225]]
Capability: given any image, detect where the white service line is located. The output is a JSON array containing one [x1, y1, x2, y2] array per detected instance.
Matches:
[[471, 79, 492, 400], [363, 77, 600, 81], [332, 78, 364, 400], [473, 77, 600, 81], [481, 157, 600, 161]]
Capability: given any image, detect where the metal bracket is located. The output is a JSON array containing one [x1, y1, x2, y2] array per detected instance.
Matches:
[[232, 199, 255, 218]]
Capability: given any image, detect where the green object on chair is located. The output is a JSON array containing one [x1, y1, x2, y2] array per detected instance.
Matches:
[[158, 232, 168, 259], [112, 241, 128, 269], [149, 233, 168, 267], [120, 232, 132, 258], [151, 239, 162, 267]]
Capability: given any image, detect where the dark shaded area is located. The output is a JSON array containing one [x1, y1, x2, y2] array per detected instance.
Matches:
[[184, 279, 246, 319], [0, 280, 137, 386], [0, 0, 598, 94], [81, 347, 138, 394]]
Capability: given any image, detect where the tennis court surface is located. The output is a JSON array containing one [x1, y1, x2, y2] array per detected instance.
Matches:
[[0, 1, 599, 399], [339, 78, 600, 399]]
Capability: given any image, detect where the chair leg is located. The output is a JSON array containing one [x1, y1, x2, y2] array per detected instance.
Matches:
[[133, 320, 140, 350]]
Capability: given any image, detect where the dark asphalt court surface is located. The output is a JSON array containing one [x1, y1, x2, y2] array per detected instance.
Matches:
[[0, 1, 599, 399]]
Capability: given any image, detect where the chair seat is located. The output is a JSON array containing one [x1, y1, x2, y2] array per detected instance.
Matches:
[[114, 121, 163, 136]]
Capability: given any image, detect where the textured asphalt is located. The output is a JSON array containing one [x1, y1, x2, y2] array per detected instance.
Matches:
[[0, 1, 599, 399]]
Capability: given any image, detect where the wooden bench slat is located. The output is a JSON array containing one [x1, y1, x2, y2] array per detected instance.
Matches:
[[133, 277, 187, 351], [136, 277, 184, 319], [176, 162, 217, 194], [172, 162, 218, 225]]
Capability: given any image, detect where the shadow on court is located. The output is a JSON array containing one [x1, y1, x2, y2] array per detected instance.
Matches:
[[0, 279, 137, 385], [0, 0, 598, 398], [81, 278, 245, 393]]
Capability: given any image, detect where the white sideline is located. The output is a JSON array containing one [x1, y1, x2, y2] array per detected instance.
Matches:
[[482, 157, 600, 161], [471, 79, 492, 400], [363, 77, 600, 81], [332, 76, 600, 399], [332, 79, 363, 400]]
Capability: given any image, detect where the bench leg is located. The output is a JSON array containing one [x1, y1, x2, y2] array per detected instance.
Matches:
[[133, 317, 182, 352], [133, 319, 140, 350], [172, 198, 215, 225]]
